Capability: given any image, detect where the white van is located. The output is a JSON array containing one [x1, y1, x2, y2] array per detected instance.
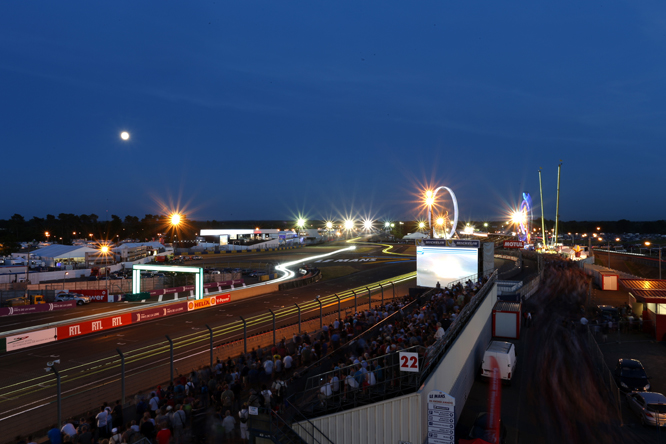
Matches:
[[481, 341, 517, 384]]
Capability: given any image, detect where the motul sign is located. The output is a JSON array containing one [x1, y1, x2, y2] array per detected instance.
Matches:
[[503, 240, 524, 249]]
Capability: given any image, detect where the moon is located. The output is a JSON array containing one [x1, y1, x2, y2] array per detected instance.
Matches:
[[120, 131, 130, 141]]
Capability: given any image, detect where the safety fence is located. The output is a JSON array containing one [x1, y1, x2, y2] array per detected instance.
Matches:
[[0, 272, 417, 442]]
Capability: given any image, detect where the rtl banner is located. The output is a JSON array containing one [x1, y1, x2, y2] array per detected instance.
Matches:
[[57, 313, 133, 340]]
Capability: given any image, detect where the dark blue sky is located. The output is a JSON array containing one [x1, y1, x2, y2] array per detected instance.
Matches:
[[2, 1, 665, 223]]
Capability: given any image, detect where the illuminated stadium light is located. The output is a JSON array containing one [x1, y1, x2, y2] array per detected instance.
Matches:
[[436, 217, 444, 226], [325, 221, 333, 229], [170, 213, 182, 226], [344, 220, 354, 230], [363, 220, 373, 230]]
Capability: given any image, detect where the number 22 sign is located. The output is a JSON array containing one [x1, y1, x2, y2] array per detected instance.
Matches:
[[398, 351, 419, 372]]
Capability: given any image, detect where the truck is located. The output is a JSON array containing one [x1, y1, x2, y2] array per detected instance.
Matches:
[[3, 295, 46, 307]]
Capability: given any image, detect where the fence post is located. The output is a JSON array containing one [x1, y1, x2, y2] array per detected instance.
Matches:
[[379, 284, 384, 306], [240, 316, 247, 354], [166, 335, 174, 384], [50, 364, 62, 428], [316, 297, 323, 329], [295, 303, 301, 333], [205, 324, 214, 369], [352, 290, 357, 313], [116, 348, 125, 404], [334, 294, 341, 322], [268, 309, 276, 346], [391, 281, 395, 301], [366, 286, 372, 310]]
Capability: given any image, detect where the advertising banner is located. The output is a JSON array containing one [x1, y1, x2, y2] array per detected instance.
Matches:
[[132, 302, 188, 323], [212, 293, 231, 305], [57, 289, 110, 302], [5, 328, 57, 351], [0, 301, 76, 317], [57, 313, 133, 340], [187, 293, 231, 311], [418, 239, 481, 248], [503, 240, 524, 249]]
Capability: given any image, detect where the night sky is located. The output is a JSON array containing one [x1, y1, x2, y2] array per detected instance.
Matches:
[[2, 1, 665, 223]]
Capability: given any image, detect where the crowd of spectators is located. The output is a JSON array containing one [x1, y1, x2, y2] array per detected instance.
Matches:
[[29, 276, 489, 444], [307, 277, 489, 410]]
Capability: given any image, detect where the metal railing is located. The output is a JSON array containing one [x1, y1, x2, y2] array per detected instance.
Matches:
[[285, 270, 497, 419]]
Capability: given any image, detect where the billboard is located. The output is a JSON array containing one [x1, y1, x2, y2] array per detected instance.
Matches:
[[132, 302, 188, 323], [187, 293, 231, 311], [57, 313, 132, 340], [416, 240, 479, 288], [5, 329, 57, 351], [503, 240, 524, 249]]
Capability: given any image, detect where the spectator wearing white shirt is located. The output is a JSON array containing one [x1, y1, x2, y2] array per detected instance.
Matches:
[[434, 322, 446, 340]]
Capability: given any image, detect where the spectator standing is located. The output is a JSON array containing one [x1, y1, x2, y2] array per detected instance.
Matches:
[[155, 423, 171, 444], [109, 428, 122, 444], [260, 384, 272, 408], [61, 419, 77, 438], [148, 392, 160, 416], [171, 404, 187, 442], [47, 425, 62, 444], [112, 401, 123, 429], [96, 407, 108, 439], [238, 403, 250, 444], [221, 410, 236, 442]]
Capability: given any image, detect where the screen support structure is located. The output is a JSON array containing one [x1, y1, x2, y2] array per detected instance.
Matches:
[[132, 264, 204, 300]]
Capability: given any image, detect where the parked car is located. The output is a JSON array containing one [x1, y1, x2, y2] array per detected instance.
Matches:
[[626, 391, 666, 427], [55, 293, 91, 306], [598, 305, 620, 321], [615, 359, 650, 392]]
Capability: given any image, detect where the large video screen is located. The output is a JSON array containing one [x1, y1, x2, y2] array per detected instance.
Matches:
[[416, 246, 479, 288]]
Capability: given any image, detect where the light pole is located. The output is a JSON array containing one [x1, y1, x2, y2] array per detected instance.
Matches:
[[100, 245, 110, 297], [170, 213, 182, 254], [62, 271, 69, 290], [425, 190, 434, 238], [436, 217, 445, 238]]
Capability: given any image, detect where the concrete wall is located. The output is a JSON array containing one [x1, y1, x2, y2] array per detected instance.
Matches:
[[296, 393, 422, 444], [417, 284, 497, 430], [294, 283, 498, 444]]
